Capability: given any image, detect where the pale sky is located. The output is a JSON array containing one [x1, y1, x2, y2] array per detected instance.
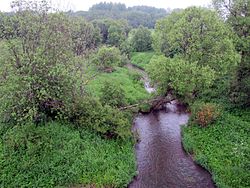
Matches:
[[0, 0, 212, 12]]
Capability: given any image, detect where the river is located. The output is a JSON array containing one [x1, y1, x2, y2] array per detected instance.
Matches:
[[128, 64, 215, 188]]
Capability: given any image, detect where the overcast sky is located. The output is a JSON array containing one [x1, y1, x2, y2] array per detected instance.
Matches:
[[0, 0, 212, 12]]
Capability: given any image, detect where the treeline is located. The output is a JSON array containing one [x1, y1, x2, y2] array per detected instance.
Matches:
[[69, 2, 169, 28]]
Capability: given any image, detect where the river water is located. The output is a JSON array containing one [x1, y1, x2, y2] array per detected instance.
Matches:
[[128, 65, 215, 188]]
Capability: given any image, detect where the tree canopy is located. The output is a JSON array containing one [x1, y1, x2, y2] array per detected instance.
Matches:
[[152, 7, 240, 99], [130, 26, 152, 52], [213, 0, 250, 106]]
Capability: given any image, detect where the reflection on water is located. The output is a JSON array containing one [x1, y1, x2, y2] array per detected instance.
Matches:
[[129, 101, 215, 188]]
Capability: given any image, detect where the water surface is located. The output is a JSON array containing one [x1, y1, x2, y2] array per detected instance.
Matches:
[[129, 101, 215, 188]]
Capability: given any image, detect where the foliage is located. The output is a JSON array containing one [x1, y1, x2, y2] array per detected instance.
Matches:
[[92, 19, 130, 47], [131, 51, 155, 69], [153, 7, 240, 98], [213, 0, 250, 106], [90, 2, 127, 11], [86, 67, 150, 105], [0, 122, 136, 187], [182, 112, 250, 187], [70, 17, 101, 55], [120, 40, 133, 57], [0, 1, 79, 123], [107, 20, 129, 47], [73, 3, 168, 28], [130, 26, 152, 52], [190, 101, 222, 127], [71, 96, 132, 139], [146, 55, 215, 101], [100, 80, 126, 107], [91, 46, 122, 71]]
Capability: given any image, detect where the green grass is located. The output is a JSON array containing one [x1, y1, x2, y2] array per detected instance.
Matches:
[[0, 122, 136, 188], [182, 112, 250, 188], [86, 67, 150, 105], [131, 51, 155, 69]]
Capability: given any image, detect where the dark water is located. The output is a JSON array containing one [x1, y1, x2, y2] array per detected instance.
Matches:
[[129, 101, 215, 188]]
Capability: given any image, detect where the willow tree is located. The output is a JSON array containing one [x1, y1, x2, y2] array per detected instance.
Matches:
[[152, 7, 240, 99]]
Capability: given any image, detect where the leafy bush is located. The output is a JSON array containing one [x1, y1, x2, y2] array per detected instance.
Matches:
[[71, 96, 132, 139], [153, 7, 240, 99], [0, 2, 80, 123], [146, 55, 215, 101], [92, 46, 122, 72], [100, 80, 126, 107], [190, 102, 222, 127]]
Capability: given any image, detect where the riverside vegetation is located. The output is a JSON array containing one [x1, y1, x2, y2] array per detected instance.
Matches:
[[0, 0, 249, 187]]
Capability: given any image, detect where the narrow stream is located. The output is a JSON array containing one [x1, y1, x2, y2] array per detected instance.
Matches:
[[128, 64, 215, 188]]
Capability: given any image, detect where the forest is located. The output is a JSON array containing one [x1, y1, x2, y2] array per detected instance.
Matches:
[[0, 0, 249, 187]]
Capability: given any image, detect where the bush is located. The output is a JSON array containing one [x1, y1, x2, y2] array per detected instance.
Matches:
[[92, 46, 122, 72], [100, 80, 126, 107], [0, 4, 79, 124], [71, 96, 132, 139], [191, 102, 222, 127]]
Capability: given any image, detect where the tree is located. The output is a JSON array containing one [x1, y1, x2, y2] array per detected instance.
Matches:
[[70, 17, 100, 56], [213, 0, 250, 106], [92, 19, 130, 47], [0, 0, 78, 122], [130, 26, 152, 52], [92, 46, 122, 71], [146, 55, 215, 102], [153, 7, 240, 98]]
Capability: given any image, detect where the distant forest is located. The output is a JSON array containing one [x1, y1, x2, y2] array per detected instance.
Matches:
[[68, 2, 171, 28]]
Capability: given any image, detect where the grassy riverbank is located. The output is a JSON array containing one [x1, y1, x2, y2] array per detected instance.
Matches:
[[131, 51, 155, 69], [0, 122, 136, 187], [87, 67, 150, 105], [0, 61, 148, 187], [182, 109, 250, 188]]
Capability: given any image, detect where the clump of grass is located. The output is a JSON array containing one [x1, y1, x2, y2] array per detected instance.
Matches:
[[182, 112, 250, 188]]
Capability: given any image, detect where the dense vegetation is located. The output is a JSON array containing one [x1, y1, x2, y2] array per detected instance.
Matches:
[[0, 1, 148, 187], [0, 122, 136, 187], [0, 0, 249, 187], [70, 2, 169, 28]]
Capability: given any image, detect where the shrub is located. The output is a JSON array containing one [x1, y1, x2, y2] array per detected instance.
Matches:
[[92, 46, 122, 72], [71, 96, 131, 139], [191, 102, 222, 127], [0, 3, 79, 124], [100, 80, 126, 107]]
